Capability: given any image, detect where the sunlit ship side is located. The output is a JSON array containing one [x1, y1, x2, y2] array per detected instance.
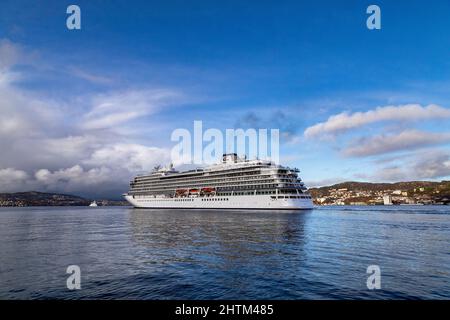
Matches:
[[124, 153, 314, 210]]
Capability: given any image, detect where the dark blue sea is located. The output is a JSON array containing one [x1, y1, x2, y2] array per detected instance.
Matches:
[[0, 206, 449, 299]]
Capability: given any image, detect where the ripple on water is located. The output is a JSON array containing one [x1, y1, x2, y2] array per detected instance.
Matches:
[[0, 206, 448, 299]]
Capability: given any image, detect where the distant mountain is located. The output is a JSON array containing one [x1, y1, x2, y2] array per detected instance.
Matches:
[[0, 191, 129, 207]]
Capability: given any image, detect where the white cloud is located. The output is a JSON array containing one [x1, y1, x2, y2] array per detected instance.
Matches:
[[84, 143, 171, 172], [0, 39, 22, 71], [304, 104, 450, 138], [68, 66, 113, 85], [82, 89, 184, 130], [0, 41, 65, 138], [32, 165, 125, 197], [0, 168, 29, 192], [28, 143, 171, 196], [305, 177, 347, 188], [342, 130, 450, 157], [0, 84, 177, 196], [35, 165, 112, 187], [0, 84, 65, 137], [372, 150, 450, 181], [0, 142, 172, 197]]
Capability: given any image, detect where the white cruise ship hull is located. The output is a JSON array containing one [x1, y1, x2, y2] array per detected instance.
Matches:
[[124, 194, 314, 210]]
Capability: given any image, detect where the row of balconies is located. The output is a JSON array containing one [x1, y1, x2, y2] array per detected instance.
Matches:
[[131, 176, 303, 190], [132, 173, 301, 189], [131, 183, 305, 193], [135, 164, 296, 183]]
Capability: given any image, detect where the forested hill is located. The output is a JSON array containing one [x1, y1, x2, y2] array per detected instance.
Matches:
[[0, 191, 128, 206]]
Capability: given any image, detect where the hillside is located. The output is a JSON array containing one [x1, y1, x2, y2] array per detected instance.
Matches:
[[309, 181, 450, 205], [0, 191, 128, 207]]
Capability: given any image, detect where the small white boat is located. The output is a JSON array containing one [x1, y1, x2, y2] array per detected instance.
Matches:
[[89, 201, 98, 207]]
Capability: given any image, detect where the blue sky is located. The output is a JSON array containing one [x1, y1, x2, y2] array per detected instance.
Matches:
[[1, 0, 450, 197]]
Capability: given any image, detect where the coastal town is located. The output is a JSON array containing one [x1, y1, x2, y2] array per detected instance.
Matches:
[[309, 181, 450, 206]]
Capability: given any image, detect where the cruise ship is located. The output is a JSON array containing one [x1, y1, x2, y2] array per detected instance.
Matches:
[[124, 153, 314, 210]]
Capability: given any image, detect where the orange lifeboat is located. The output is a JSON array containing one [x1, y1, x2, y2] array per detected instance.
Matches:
[[175, 189, 188, 197], [201, 187, 216, 193]]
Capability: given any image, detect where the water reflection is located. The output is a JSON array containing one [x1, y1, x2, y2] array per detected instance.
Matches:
[[129, 209, 313, 269], [130, 209, 312, 243]]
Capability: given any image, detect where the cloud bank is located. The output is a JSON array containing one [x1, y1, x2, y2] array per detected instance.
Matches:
[[0, 39, 181, 198], [303, 103, 450, 183], [342, 130, 450, 157], [372, 150, 450, 182], [304, 104, 450, 139]]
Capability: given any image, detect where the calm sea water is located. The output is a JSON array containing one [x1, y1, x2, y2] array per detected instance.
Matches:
[[0, 206, 449, 299]]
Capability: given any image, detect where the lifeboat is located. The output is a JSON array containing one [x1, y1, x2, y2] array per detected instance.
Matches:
[[201, 187, 216, 193], [189, 188, 200, 194], [175, 189, 188, 196]]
